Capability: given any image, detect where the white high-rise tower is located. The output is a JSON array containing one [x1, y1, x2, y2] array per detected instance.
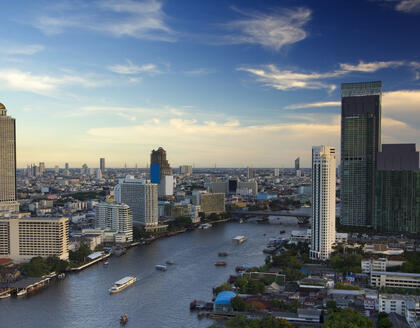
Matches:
[[310, 146, 336, 261]]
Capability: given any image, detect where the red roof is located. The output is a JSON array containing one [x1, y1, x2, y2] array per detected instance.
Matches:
[[0, 258, 13, 265]]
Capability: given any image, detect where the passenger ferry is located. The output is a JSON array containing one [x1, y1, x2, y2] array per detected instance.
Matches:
[[232, 236, 247, 244], [109, 276, 136, 294], [155, 265, 168, 271]]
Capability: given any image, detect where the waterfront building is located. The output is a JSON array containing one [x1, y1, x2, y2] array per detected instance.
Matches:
[[310, 146, 336, 261], [95, 202, 133, 243], [179, 165, 193, 175], [0, 103, 19, 214], [114, 176, 158, 227], [100, 157, 105, 174], [199, 193, 225, 215], [374, 144, 419, 233], [340, 81, 382, 227], [370, 271, 420, 289], [0, 214, 69, 262]]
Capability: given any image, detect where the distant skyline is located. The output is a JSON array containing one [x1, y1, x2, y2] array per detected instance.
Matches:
[[0, 0, 419, 168]]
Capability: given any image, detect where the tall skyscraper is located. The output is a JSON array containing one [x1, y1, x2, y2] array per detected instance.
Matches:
[[0, 103, 18, 214], [340, 81, 382, 227], [295, 157, 300, 170], [114, 176, 158, 227], [95, 202, 133, 243], [310, 146, 336, 261], [179, 165, 193, 175], [65, 162, 69, 170], [247, 167, 253, 180], [100, 158, 105, 174], [39, 162, 45, 175], [374, 144, 419, 233], [150, 147, 173, 197]]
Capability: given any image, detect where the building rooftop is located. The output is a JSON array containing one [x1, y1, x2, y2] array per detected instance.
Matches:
[[372, 271, 420, 278], [214, 291, 236, 305]]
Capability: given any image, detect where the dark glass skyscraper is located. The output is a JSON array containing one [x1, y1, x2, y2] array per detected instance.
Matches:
[[295, 157, 300, 170], [374, 144, 419, 233], [340, 81, 382, 227]]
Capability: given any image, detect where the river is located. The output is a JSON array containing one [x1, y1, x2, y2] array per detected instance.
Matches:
[[0, 217, 304, 328]]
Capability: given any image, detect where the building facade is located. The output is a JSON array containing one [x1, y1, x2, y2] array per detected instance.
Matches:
[[100, 158, 105, 174], [0, 215, 69, 262], [199, 193, 225, 215], [95, 202, 133, 243], [310, 146, 336, 261], [340, 81, 382, 227], [150, 147, 173, 197], [179, 165, 193, 175], [371, 271, 420, 289], [374, 144, 419, 233], [114, 176, 158, 227], [0, 103, 18, 214]]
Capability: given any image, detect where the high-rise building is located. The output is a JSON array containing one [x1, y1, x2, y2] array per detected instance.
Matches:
[[295, 157, 300, 170], [100, 158, 105, 174], [179, 165, 193, 175], [0, 103, 18, 214], [54, 165, 59, 174], [95, 168, 102, 180], [114, 176, 158, 227], [39, 162, 45, 175], [199, 193, 225, 215], [310, 146, 336, 261], [81, 163, 88, 175], [247, 167, 253, 180], [150, 147, 173, 197], [340, 81, 382, 227], [374, 144, 419, 233], [0, 215, 69, 262], [95, 202, 133, 243], [274, 168, 279, 177], [65, 163, 69, 170]]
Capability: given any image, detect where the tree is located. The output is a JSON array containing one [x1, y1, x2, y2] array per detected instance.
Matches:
[[234, 277, 248, 293], [324, 307, 373, 328], [377, 312, 392, 328], [214, 282, 232, 295], [326, 300, 338, 313], [231, 295, 245, 312]]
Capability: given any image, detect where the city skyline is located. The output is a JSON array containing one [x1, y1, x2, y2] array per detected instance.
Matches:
[[0, 0, 419, 167]]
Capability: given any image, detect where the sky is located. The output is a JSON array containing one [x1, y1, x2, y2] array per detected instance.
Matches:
[[0, 0, 419, 168]]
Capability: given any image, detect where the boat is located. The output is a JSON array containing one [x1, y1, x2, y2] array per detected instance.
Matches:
[[165, 259, 174, 265], [198, 223, 212, 229], [215, 261, 227, 266], [58, 273, 66, 279], [218, 252, 228, 257], [103, 261, 109, 266], [280, 230, 286, 234], [155, 265, 168, 271], [0, 293, 11, 299], [232, 236, 247, 244], [120, 313, 128, 325], [109, 276, 136, 294], [263, 246, 277, 254], [16, 289, 27, 297]]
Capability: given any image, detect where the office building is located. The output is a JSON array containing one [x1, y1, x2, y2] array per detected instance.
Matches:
[[340, 81, 382, 227], [0, 215, 69, 262], [374, 144, 419, 233], [54, 165, 59, 174], [95, 202, 133, 243], [65, 163, 69, 170], [179, 165, 193, 175], [310, 146, 336, 261], [81, 163, 88, 175], [100, 157, 105, 174], [379, 294, 420, 328], [114, 176, 158, 227], [274, 168, 279, 176], [199, 193, 225, 215], [150, 147, 173, 197], [39, 162, 45, 175], [247, 167, 253, 180], [0, 103, 19, 214], [370, 271, 420, 289], [295, 157, 300, 170], [95, 168, 102, 180]]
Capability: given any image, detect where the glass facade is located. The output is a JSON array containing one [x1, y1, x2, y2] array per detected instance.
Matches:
[[374, 170, 420, 233]]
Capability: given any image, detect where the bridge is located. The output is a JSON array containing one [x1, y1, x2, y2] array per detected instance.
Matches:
[[231, 210, 311, 224]]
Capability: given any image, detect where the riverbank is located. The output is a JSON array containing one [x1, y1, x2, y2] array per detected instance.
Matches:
[[69, 252, 111, 272]]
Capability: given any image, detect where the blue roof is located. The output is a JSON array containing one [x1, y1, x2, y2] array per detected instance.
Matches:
[[215, 291, 236, 305]]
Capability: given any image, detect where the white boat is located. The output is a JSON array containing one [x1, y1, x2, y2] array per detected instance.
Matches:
[[0, 293, 11, 299], [165, 259, 174, 265], [58, 273, 66, 279], [198, 223, 212, 229], [17, 289, 27, 297], [109, 276, 136, 294], [155, 265, 168, 271], [232, 235, 247, 244]]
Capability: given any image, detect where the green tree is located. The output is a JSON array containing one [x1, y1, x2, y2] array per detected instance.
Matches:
[[214, 282, 232, 295], [326, 300, 338, 313], [324, 307, 373, 328], [377, 312, 392, 328], [230, 295, 245, 312], [234, 277, 248, 293]]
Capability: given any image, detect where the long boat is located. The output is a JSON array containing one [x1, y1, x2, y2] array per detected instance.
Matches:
[[155, 265, 168, 271], [109, 276, 136, 294], [0, 293, 11, 299], [232, 235, 247, 244]]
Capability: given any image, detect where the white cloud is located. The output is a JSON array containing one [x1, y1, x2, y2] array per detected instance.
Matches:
[[224, 7, 311, 51], [285, 101, 341, 110], [33, 0, 175, 41], [184, 68, 213, 76], [108, 60, 161, 75], [239, 60, 414, 91], [395, 0, 420, 13], [0, 44, 44, 56], [0, 68, 102, 95]]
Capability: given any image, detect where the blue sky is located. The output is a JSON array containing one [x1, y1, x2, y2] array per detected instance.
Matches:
[[0, 0, 419, 168]]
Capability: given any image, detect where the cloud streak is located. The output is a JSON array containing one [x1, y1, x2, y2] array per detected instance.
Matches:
[[395, 0, 420, 13], [108, 60, 161, 75], [223, 7, 311, 51], [239, 60, 413, 91]]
